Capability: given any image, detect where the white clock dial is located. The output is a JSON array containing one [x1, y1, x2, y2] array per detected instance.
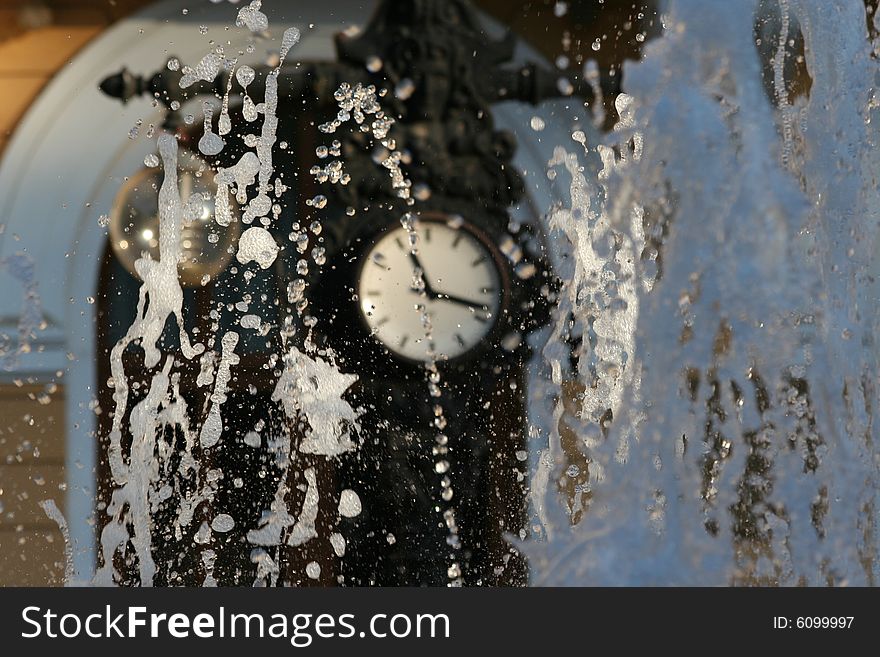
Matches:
[[357, 219, 502, 361]]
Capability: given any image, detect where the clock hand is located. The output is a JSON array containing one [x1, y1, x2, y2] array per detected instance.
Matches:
[[408, 251, 438, 299], [436, 291, 490, 310], [406, 251, 489, 309]]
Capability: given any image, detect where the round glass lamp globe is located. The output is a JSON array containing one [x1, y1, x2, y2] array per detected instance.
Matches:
[[109, 149, 240, 287]]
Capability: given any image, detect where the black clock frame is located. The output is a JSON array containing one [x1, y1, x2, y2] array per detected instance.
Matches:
[[311, 203, 552, 372]]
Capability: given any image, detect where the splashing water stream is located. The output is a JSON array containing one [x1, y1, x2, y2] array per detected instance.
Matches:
[[90, 0, 879, 586], [530, 0, 879, 586]]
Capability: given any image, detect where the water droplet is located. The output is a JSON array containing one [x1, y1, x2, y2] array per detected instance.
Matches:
[[308, 194, 328, 209], [211, 513, 235, 532], [218, 111, 232, 136], [236, 1, 269, 33], [280, 27, 301, 62], [237, 226, 279, 269], [413, 183, 431, 201], [395, 78, 415, 100], [366, 56, 383, 73], [338, 489, 362, 517], [530, 116, 546, 131], [199, 131, 225, 156], [557, 77, 575, 95], [236, 65, 255, 88], [242, 95, 258, 122], [128, 120, 142, 140], [330, 533, 346, 557]]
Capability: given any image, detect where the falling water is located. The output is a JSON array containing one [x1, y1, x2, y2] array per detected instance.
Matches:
[[96, 3, 458, 585], [530, 0, 879, 586], [97, 13, 309, 585], [0, 253, 46, 371], [91, 0, 880, 587]]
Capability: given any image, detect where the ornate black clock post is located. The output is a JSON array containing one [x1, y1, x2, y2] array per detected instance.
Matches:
[[100, 0, 591, 586], [312, 0, 574, 586]]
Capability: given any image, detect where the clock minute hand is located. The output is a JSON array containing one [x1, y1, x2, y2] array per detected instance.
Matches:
[[437, 291, 488, 310], [407, 251, 488, 309]]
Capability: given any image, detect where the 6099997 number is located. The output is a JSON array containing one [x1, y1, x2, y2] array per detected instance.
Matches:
[[797, 617, 853, 629], [774, 617, 854, 629]]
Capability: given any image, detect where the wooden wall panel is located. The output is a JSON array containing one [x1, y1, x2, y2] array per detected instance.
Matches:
[[0, 385, 66, 586]]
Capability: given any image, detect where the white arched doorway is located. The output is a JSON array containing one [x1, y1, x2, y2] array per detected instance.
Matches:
[[0, 0, 592, 583]]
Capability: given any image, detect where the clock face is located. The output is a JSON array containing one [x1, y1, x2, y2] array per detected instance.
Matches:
[[357, 219, 502, 362]]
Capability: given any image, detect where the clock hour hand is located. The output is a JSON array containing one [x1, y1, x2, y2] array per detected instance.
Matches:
[[407, 251, 488, 309], [408, 251, 438, 299]]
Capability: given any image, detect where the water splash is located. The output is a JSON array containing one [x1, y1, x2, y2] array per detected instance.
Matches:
[[93, 0, 879, 588], [530, 0, 879, 586], [236, 226, 278, 268], [0, 253, 46, 371], [236, 1, 269, 34], [199, 331, 239, 449], [97, 133, 209, 585], [198, 101, 225, 156], [272, 348, 359, 457], [321, 81, 466, 583], [99, 5, 368, 587], [180, 52, 223, 89], [40, 499, 74, 586]]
